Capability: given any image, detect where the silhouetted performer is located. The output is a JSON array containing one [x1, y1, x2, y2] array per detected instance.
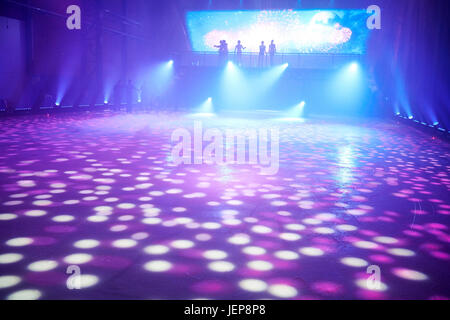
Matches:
[[215, 40, 224, 65], [215, 40, 229, 66], [223, 40, 229, 63], [235, 40, 246, 66], [258, 41, 266, 68], [126, 80, 135, 113], [269, 40, 276, 66]]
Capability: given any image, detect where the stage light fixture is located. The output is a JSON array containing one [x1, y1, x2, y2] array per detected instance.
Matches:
[[283, 101, 306, 119], [196, 97, 214, 114]]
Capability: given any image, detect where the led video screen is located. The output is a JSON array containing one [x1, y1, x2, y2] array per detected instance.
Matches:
[[186, 9, 371, 54]]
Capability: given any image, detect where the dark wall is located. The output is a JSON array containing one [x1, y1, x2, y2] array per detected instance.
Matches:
[[367, 0, 450, 129], [0, 0, 155, 107], [0, 16, 26, 104]]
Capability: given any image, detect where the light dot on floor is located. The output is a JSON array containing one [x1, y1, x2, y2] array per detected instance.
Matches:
[[28, 260, 58, 272], [242, 246, 266, 256], [7, 289, 42, 300], [0, 214, 18, 221], [32, 200, 52, 206], [112, 239, 137, 248], [0, 253, 23, 264], [208, 261, 235, 272], [144, 245, 170, 255], [299, 247, 324, 256], [268, 284, 298, 298], [303, 218, 321, 225], [74, 239, 100, 249], [340, 257, 369, 267], [18, 180, 36, 187], [6, 237, 33, 247], [387, 248, 415, 257], [392, 268, 428, 281], [87, 215, 109, 222], [203, 250, 228, 260], [279, 233, 302, 241], [355, 279, 388, 291], [195, 234, 212, 241], [202, 222, 221, 229], [274, 250, 299, 260], [314, 227, 335, 234], [110, 225, 128, 232], [64, 200, 80, 205], [251, 225, 272, 234], [336, 224, 357, 231], [239, 279, 268, 292], [0, 276, 21, 289], [144, 260, 172, 272], [117, 203, 136, 209], [354, 241, 378, 249], [373, 236, 398, 244], [64, 253, 93, 264], [142, 218, 162, 225], [52, 215, 75, 222], [79, 274, 99, 288], [285, 224, 306, 231], [25, 210, 47, 217], [174, 217, 193, 224], [132, 232, 149, 240], [170, 240, 194, 249], [50, 183, 66, 188], [228, 234, 251, 245], [247, 260, 273, 271]]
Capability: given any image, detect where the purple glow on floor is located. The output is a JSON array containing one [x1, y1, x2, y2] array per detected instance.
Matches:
[[0, 111, 449, 300]]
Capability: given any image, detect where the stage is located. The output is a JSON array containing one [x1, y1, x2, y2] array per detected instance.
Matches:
[[0, 111, 449, 300]]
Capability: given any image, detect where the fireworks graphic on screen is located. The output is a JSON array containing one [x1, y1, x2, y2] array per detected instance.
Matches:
[[187, 10, 371, 54]]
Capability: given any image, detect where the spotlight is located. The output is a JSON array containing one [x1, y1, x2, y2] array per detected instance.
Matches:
[[104, 100, 109, 104], [295, 101, 306, 118], [433, 121, 439, 126], [195, 97, 214, 115], [408, 115, 413, 119], [55, 102, 60, 107], [349, 62, 359, 71], [168, 60, 174, 66], [284, 101, 306, 119]]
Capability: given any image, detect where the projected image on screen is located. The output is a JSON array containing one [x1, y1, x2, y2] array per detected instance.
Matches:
[[186, 10, 371, 54]]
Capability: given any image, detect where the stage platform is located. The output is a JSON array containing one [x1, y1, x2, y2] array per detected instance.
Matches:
[[174, 52, 363, 69], [0, 111, 449, 300]]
